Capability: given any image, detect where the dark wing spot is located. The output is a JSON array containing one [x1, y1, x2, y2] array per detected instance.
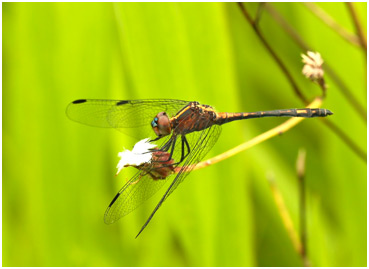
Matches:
[[72, 99, 87, 104], [116, 100, 129, 106], [108, 192, 121, 207]]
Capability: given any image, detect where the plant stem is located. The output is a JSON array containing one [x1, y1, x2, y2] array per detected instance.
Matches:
[[264, 3, 367, 122], [296, 149, 310, 266], [346, 2, 367, 92], [254, 3, 266, 27], [321, 119, 367, 162], [346, 3, 367, 55], [268, 173, 302, 255], [263, 3, 367, 162], [304, 3, 361, 47], [237, 2, 309, 105]]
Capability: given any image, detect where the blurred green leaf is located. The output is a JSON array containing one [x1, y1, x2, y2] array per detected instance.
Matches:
[[3, 2, 366, 266]]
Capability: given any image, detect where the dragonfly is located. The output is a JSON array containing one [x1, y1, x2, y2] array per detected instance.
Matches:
[[66, 99, 333, 237]]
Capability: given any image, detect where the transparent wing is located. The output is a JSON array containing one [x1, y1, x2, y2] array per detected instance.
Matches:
[[135, 124, 222, 237], [104, 110, 222, 227], [163, 124, 222, 199], [66, 99, 189, 139], [104, 113, 191, 224], [104, 168, 172, 224]]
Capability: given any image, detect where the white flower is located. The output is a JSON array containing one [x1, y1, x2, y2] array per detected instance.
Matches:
[[301, 51, 324, 80], [116, 138, 157, 175]]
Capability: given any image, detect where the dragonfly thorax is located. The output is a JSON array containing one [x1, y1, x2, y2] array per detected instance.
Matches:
[[151, 112, 172, 137]]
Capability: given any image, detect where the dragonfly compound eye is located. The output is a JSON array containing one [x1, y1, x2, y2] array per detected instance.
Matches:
[[152, 112, 171, 137], [151, 117, 158, 128]]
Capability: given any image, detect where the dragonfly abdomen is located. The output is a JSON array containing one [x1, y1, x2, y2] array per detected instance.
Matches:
[[216, 108, 333, 125]]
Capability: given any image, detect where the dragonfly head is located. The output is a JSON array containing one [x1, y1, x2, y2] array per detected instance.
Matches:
[[151, 112, 171, 137]]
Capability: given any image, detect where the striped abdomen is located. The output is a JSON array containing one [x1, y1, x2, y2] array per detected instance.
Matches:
[[216, 108, 333, 125]]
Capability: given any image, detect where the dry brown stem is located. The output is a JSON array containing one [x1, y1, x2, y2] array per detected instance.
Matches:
[[304, 3, 361, 47]]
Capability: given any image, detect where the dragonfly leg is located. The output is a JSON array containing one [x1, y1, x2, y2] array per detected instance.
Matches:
[[177, 138, 185, 163], [154, 135, 191, 166], [161, 137, 174, 152], [176, 135, 189, 163], [158, 135, 190, 166], [152, 135, 177, 163], [163, 135, 177, 161], [149, 136, 161, 142], [152, 135, 191, 166], [182, 135, 191, 160]]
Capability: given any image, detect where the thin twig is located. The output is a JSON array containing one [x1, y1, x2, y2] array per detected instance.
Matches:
[[268, 173, 303, 255], [265, 3, 367, 122], [324, 64, 367, 122], [254, 3, 266, 27], [237, 2, 309, 105], [304, 3, 361, 47], [310, 32, 367, 163], [346, 3, 367, 54], [263, 3, 367, 162], [321, 119, 367, 162], [346, 2, 367, 92], [296, 149, 310, 267], [194, 97, 323, 170]]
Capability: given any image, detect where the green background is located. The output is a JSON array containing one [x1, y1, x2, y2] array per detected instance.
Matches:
[[3, 2, 366, 266]]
